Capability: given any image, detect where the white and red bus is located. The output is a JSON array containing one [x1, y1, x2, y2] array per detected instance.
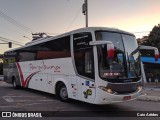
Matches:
[[3, 27, 159, 104]]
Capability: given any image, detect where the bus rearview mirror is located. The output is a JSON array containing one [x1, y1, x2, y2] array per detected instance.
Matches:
[[107, 43, 115, 59], [89, 41, 115, 59]]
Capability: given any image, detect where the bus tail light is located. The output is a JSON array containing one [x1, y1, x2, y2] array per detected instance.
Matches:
[[154, 49, 159, 61]]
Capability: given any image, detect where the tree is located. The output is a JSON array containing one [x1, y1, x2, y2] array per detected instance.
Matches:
[[144, 24, 160, 50], [137, 24, 160, 57]]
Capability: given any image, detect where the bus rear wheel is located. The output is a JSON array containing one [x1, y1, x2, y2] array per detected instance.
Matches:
[[58, 84, 69, 102]]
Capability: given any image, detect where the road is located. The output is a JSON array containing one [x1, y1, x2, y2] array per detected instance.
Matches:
[[0, 81, 160, 120]]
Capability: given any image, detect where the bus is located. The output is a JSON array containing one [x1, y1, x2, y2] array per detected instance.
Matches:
[[3, 27, 159, 104]]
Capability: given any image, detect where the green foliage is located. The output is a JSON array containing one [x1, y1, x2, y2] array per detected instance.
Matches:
[[144, 24, 160, 50], [139, 24, 160, 58]]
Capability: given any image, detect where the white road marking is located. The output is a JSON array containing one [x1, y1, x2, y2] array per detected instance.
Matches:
[[0, 101, 61, 108], [0, 103, 43, 108], [2, 95, 59, 103], [15, 100, 56, 102], [3, 96, 37, 98], [2, 96, 14, 102]]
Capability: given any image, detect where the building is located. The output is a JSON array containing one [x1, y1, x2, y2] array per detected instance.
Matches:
[[137, 36, 148, 45]]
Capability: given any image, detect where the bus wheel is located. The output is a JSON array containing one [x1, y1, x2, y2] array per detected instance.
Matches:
[[58, 85, 69, 102]]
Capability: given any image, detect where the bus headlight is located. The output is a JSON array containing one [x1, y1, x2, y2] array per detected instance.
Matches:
[[98, 86, 115, 94], [137, 86, 142, 91]]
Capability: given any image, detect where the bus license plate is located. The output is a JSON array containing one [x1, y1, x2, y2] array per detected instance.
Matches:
[[123, 96, 131, 100]]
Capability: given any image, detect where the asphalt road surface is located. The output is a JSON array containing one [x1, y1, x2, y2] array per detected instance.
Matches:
[[0, 81, 160, 120]]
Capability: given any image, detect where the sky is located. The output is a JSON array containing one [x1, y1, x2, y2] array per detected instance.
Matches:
[[0, 0, 160, 54]]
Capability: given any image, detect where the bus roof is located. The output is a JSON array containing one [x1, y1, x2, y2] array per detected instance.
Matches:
[[4, 27, 135, 53]]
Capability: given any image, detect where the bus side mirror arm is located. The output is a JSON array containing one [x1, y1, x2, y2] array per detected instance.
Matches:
[[139, 45, 159, 61], [89, 41, 115, 59]]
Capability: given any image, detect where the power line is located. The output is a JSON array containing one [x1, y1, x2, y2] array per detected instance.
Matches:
[[65, 7, 82, 32], [0, 37, 23, 44], [0, 11, 32, 34], [0, 37, 24, 46], [0, 10, 35, 33], [0, 10, 36, 34], [0, 18, 31, 39]]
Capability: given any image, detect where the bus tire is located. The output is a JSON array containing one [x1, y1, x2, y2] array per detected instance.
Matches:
[[58, 84, 69, 102]]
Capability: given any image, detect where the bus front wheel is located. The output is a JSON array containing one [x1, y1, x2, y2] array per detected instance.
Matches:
[[58, 84, 69, 102]]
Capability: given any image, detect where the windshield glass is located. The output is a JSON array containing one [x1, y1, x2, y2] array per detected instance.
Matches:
[[95, 31, 141, 82], [122, 34, 141, 78]]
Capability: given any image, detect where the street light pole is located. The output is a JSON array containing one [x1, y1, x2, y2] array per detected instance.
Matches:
[[82, 0, 88, 27]]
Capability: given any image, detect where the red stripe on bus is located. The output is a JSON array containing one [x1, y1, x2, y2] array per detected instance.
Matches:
[[16, 62, 26, 87], [16, 62, 39, 87]]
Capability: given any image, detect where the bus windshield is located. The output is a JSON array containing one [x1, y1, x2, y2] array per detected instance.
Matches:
[[95, 31, 141, 82]]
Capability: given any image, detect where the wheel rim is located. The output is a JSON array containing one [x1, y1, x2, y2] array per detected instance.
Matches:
[[60, 87, 68, 100]]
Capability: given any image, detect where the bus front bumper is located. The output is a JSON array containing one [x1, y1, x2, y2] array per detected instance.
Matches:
[[94, 86, 142, 104]]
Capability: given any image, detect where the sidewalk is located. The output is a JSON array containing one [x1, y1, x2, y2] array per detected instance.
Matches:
[[138, 84, 160, 102]]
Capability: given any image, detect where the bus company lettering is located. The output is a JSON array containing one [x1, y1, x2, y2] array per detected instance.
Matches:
[[29, 61, 60, 72]]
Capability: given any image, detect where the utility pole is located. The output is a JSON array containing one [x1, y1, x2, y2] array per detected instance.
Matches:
[[82, 0, 88, 27]]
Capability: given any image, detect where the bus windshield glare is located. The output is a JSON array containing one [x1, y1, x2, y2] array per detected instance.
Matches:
[[95, 31, 141, 82]]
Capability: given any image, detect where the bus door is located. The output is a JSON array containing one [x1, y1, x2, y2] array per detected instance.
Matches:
[[73, 32, 96, 103]]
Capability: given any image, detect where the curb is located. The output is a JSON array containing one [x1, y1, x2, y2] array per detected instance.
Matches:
[[143, 87, 160, 91], [138, 95, 160, 102]]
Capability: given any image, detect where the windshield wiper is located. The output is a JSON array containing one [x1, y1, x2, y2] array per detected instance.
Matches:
[[126, 52, 131, 71], [132, 65, 139, 79], [128, 58, 140, 79], [126, 53, 140, 79]]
